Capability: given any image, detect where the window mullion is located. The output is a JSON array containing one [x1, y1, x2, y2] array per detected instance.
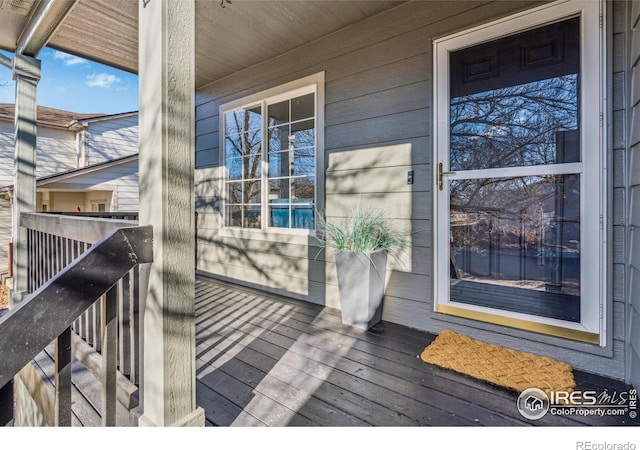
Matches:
[[261, 100, 268, 230], [288, 100, 293, 229]]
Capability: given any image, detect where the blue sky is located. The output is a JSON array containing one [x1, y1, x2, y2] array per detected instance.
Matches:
[[0, 48, 138, 115]]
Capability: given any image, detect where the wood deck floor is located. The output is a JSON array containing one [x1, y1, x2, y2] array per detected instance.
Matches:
[[18, 274, 638, 427], [194, 276, 639, 427]]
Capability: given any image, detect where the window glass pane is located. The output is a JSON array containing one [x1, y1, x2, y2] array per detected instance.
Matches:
[[270, 203, 290, 228], [292, 122, 315, 157], [226, 131, 262, 160], [291, 93, 314, 122], [268, 100, 289, 126], [225, 134, 244, 159], [291, 119, 314, 139], [292, 176, 315, 202], [450, 174, 581, 322], [243, 155, 262, 180], [268, 179, 290, 203], [244, 205, 262, 228], [292, 205, 314, 229], [293, 148, 315, 177], [449, 18, 580, 171], [268, 151, 290, 178], [225, 205, 243, 227], [226, 182, 242, 204], [268, 124, 290, 152], [225, 106, 262, 136], [243, 180, 261, 204], [226, 156, 243, 180]]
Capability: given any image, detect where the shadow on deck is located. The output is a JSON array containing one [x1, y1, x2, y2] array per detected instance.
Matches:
[[194, 276, 639, 427]]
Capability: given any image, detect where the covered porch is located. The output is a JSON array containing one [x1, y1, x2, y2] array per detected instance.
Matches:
[[0, 0, 639, 435]]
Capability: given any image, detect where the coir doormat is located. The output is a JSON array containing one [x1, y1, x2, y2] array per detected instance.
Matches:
[[420, 329, 575, 394]]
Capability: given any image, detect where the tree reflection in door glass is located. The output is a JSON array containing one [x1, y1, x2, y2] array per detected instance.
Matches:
[[450, 75, 579, 171], [449, 175, 581, 322]]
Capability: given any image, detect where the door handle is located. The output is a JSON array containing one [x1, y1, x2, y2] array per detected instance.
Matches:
[[438, 162, 455, 191]]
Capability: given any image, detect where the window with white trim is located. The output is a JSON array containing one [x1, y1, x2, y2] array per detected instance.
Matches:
[[222, 78, 321, 231]]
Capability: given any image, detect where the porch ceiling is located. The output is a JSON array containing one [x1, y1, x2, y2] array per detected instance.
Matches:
[[0, 0, 406, 89]]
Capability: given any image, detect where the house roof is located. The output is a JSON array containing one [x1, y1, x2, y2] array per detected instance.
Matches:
[[0, 153, 138, 192], [0, 103, 102, 128], [0, 0, 406, 90], [0, 104, 138, 129]]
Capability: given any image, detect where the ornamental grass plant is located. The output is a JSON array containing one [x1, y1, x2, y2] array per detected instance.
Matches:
[[316, 204, 409, 261]]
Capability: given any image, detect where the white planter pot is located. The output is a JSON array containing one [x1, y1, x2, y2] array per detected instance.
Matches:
[[335, 250, 387, 330]]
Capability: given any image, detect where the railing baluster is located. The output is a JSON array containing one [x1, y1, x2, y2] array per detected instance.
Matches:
[[118, 274, 132, 377], [94, 297, 102, 353], [131, 266, 142, 385], [102, 286, 118, 426], [54, 327, 72, 427], [45, 233, 50, 282], [36, 231, 41, 288], [73, 240, 83, 339]]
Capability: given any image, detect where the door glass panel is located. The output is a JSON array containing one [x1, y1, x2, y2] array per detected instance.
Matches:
[[449, 175, 580, 322], [449, 18, 580, 171]]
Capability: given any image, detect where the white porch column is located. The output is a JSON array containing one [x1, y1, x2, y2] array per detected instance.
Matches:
[[11, 54, 40, 304], [137, 0, 204, 427]]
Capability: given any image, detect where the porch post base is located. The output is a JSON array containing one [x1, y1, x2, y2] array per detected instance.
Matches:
[[136, 406, 205, 427]]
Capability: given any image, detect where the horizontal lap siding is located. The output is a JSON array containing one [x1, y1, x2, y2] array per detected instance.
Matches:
[[195, 0, 629, 379], [196, 0, 498, 313], [85, 116, 138, 165], [629, 0, 640, 388], [35, 128, 77, 177], [0, 121, 14, 188], [42, 160, 139, 212]]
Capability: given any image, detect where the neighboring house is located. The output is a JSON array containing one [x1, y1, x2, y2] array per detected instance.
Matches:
[[192, 0, 638, 387], [0, 104, 139, 274]]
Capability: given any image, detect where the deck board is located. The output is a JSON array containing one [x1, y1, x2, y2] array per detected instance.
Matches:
[[194, 276, 639, 427]]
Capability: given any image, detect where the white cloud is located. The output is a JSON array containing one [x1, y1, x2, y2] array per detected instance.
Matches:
[[53, 51, 87, 66], [86, 72, 121, 89]]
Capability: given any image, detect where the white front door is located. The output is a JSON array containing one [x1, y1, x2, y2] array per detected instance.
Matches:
[[433, 0, 604, 344]]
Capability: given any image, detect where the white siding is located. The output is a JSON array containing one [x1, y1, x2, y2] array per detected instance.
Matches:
[[42, 159, 139, 212], [0, 120, 77, 188], [84, 115, 138, 165], [0, 121, 14, 188], [36, 127, 77, 177]]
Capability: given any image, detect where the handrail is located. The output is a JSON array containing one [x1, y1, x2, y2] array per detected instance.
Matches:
[[42, 211, 139, 221], [21, 212, 138, 244], [0, 225, 152, 390]]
